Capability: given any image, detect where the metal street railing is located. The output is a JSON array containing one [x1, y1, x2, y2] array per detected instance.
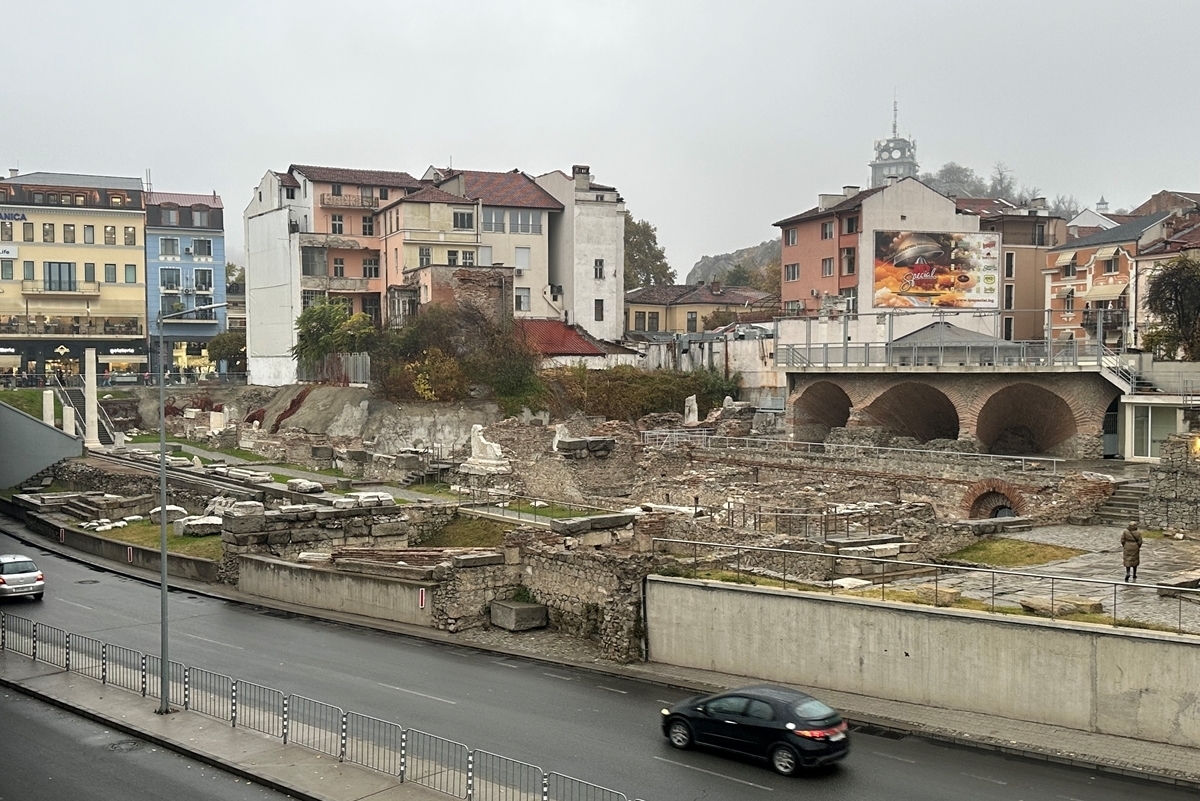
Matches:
[[651, 537, 1200, 636], [0, 612, 646, 801]]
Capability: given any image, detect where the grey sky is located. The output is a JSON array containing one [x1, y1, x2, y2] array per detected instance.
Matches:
[[4, 1, 1198, 275]]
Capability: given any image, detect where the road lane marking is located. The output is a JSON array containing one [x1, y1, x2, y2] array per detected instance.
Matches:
[[378, 683, 457, 705], [492, 660, 520, 669], [873, 751, 916, 763], [58, 599, 94, 610], [961, 773, 1007, 785], [597, 686, 629, 694], [652, 757, 774, 790], [184, 633, 244, 650], [542, 672, 574, 681]]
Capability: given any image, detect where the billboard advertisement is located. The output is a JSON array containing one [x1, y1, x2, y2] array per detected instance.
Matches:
[[872, 230, 1001, 309]]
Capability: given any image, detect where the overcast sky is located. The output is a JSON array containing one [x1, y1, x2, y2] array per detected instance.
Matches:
[[4, 1, 1198, 276]]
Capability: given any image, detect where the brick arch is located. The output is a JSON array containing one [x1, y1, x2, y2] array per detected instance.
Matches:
[[962, 478, 1029, 519], [860, 382, 960, 442], [975, 383, 1078, 455]]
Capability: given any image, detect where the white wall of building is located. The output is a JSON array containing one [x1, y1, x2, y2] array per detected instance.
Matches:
[[245, 207, 301, 386]]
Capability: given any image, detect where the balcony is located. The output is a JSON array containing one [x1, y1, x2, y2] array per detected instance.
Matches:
[[301, 275, 372, 293], [0, 315, 143, 337], [320, 193, 379, 208], [21, 280, 101, 296], [1082, 309, 1127, 330]]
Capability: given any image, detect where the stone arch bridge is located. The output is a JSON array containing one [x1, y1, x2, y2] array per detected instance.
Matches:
[[786, 372, 1120, 459]]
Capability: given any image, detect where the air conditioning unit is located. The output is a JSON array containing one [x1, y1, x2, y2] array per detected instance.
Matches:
[[514, 267, 524, 276], [184, 247, 192, 255], [810, 288, 820, 297]]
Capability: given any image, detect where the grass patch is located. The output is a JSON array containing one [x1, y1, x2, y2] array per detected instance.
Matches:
[[420, 517, 512, 548], [0, 389, 63, 421], [407, 482, 462, 498], [946, 537, 1086, 567], [505, 500, 604, 519], [90, 518, 224, 560], [127, 434, 270, 463]]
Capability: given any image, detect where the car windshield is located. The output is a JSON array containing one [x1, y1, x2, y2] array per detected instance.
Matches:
[[1, 560, 37, 575], [793, 698, 836, 720]]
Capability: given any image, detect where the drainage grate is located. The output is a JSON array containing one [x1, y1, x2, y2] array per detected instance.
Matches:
[[76, 580, 100, 585], [108, 740, 146, 752]]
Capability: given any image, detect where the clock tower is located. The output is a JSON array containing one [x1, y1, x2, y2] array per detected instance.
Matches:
[[870, 100, 918, 188]]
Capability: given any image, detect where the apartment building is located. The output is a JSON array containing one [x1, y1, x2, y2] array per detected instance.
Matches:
[[624, 282, 774, 335], [146, 192, 226, 372], [0, 171, 148, 376]]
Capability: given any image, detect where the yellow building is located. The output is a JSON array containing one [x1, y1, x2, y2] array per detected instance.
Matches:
[[624, 282, 775, 335], [0, 172, 147, 377]]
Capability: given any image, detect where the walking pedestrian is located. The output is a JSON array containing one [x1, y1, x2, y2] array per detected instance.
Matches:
[[1122, 521, 1143, 582]]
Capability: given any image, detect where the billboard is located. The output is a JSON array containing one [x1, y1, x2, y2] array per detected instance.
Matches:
[[872, 231, 1001, 309]]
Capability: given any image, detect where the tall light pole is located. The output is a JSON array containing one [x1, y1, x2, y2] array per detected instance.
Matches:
[[156, 301, 227, 715]]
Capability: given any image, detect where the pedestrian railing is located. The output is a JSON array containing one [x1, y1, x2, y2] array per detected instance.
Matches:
[[0, 612, 645, 800], [652, 537, 1200, 636], [454, 489, 619, 524]]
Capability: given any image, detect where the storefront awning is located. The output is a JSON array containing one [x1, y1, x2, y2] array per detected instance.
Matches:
[[1054, 251, 1076, 267], [1084, 282, 1129, 301], [1094, 246, 1119, 261], [1057, 329, 1075, 340], [1055, 287, 1075, 299]]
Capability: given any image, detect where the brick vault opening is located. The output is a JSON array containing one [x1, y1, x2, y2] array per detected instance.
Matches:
[[793, 381, 852, 441], [976, 383, 1077, 455], [861, 382, 960, 443]]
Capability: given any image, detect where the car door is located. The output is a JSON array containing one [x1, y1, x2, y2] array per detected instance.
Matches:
[[738, 698, 780, 757], [696, 695, 750, 751]]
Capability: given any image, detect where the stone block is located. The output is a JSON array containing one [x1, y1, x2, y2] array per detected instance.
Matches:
[[150, 505, 189, 524], [371, 520, 408, 538], [287, 478, 324, 494], [346, 449, 371, 463], [1156, 570, 1200, 597], [913, 584, 961, 607], [232, 501, 265, 515], [491, 600, 548, 631], [586, 437, 616, 452], [1019, 596, 1088, 616], [222, 513, 265, 534], [332, 497, 360, 509], [451, 552, 505, 568], [550, 517, 591, 535], [180, 516, 224, 537], [122, 515, 144, 523], [579, 530, 614, 548], [310, 445, 334, 459], [555, 437, 589, 452], [832, 577, 873, 589], [897, 542, 919, 554], [869, 544, 901, 558], [1057, 595, 1104, 614]]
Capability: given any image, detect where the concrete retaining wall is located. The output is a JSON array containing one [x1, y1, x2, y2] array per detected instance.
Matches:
[[645, 576, 1200, 748], [237, 555, 435, 626]]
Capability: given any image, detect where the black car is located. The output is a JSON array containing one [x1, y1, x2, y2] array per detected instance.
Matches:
[[660, 685, 849, 775]]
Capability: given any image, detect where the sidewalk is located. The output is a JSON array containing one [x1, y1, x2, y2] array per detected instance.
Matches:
[[4, 516, 1200, 791]]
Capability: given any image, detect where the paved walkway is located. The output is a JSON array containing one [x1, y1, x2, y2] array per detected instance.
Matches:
[[3, 516, 1200, 791]]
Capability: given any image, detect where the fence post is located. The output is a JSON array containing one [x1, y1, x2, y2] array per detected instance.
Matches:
[[466, 751, 474, 800], [141, 654, 147, 697], [282, 695, 289, 744], [1050, 578, 1056, 621], [184, 667, 190, 710], [65, 633, 71, 672], [339, 712, 347, 762], [1, 612, 5, 651], [32, 622, 37, 662], [542, 772, 550, 801], [231, 679, 238, 728], [399, 729, 407, 782], [101, 643, 107, 685]]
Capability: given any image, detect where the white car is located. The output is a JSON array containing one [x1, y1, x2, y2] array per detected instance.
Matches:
[[0, 554, 44, 601]]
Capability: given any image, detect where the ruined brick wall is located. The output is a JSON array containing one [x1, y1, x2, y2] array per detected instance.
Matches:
[[1143, 435, 1200, 531], [52, 459, 216, 514], [430, 561, 521, 632]]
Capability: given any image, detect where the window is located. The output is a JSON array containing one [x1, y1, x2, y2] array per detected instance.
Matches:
[[331, 184, 343, 196], [784, 300, 800, 313], [23, 222, 34, 241], [482, 208, 505, 233], [820, 221, 834, 240], [32, 193, 43, 204], [594, 299, 604, 321], [162, 208, 179, 226], [110, 196, 123, 207], [514, 287, 531, 311], [301, 248, 325, 276], [74, 194, 84, 206], [192, 208, 209, 227], [841, 247, 856, 275], [195, 267, 215, 291], [745, 699, 775, 721], [23, 261, 34, 280], [378, 188, 389, 201], [515, 247, 531, 269], [333, 258, 345, 277], [843, 216, 859, 234], [462, 250, 475, 266], [841, 286, 859, 317], [453, 210, 474, 230], [42, 223, 54, 243], [124, 227, 136, 246], [785, 263, 799, 282], [1105, 257, 1119, 274], [478, 245, 492, 266], [1003, 316, 1014, 341], [785, 228, 797, 246], [822, 257, 834, 277], [648, 311, 660, 331], [509, 209, 541, 234], [634, 311, 646, 331], [104, 263, 117, 283], [285, 187, 296, 200], [84, 225, 94, 244], [1003, 283, 1014, 310], [301, 289, 326, 309], [0, 260, 11, 280], [419, 247, 432, 267], [362, 295, 381, 324], [362, 257, 379, 278], [1062, 262, 1077, 278], [362, 215, 374, 236], [60, 194, 71, 206], [331, 214, 344, 234], [160, 237, 180, 257], [687, 311, 698, 333], [104, 226, 116, 245], [706, 696, 748, 717], [1064, 291, 1075, 312], [125, 264, 137, 283], [194, 295, 215, 318], [48, 194, 57, 204], [1034, 223, 1047, 246], [594, 259, 605, 279], [63, 224, 75, 243], [83, 263, 95, 282], [194, 238, 213, 257], [0, 222, 9, 241], [447, 250, 458, 266], [1004, 251, 1015, 279], [160, 267, 181, 290], [44, 262, 76, 291]]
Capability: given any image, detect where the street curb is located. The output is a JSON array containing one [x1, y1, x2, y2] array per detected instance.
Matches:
[[6, 519, 1200, 791], [0, 672, 334, 801]]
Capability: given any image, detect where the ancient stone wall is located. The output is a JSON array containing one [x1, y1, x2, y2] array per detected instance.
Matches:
[[52, 459, 216, 514], [1143, 435, 1200, 531]]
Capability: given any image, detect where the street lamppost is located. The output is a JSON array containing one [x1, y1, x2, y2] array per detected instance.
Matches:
[[156, 301, 227, 715]]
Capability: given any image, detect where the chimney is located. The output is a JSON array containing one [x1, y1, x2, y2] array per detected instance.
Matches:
[[843, 186, 861, 197], [572, 164, 591, 190], [886, 176, 898, 186], [711, 280, 722, 294], [818, 193, 843, 210], [1031, 197, 1047, 209], [8, 169, 17, 178]]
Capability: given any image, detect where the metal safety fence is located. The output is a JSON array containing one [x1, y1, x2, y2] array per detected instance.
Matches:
[[0, 612, 645, 800]]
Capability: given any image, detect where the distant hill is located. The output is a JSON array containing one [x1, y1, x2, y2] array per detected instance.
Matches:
[[686, 238, 781, 285]]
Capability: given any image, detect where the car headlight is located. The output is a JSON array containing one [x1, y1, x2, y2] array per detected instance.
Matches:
[[661, 708, 670, 715]]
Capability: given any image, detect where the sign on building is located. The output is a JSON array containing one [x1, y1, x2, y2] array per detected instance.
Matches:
[[872, 230, 1001, 309]]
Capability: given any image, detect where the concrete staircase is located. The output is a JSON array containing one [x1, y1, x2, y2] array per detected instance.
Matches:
[[57, 387, 114, 446], [1096, 481, 1147, 526]]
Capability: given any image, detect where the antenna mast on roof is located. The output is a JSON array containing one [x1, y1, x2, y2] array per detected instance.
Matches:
[[145, 168, 152, 194], [892, 91, 898, 138]]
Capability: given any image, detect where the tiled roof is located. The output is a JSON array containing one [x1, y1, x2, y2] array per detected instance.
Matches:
[[147, 191, 223, 208], [1106, 214, 1141, 224], [516, 320, 605, 356], [274, 171, 300, 188], [0, 172, 142, 191], [1048, 211, 1172, 252], [1137, 216, 1200, 256], [398, 186, 470, 205], [955, 197, 1015, 217], [774, 187, 885, 227], [290, 164, 423, 189], [625, 285, 696, 305], [625, 284, 774, 307], [1068, 226, 1104, 241], [441, 169, 563, 210]]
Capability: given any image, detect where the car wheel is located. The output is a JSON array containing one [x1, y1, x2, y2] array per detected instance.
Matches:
[[667, 719, 693, 749], [32, 593, 44, 601], [770, 744, 799, 776]]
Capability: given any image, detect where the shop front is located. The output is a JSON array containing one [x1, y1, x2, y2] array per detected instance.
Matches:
[[0, 339, 149, 385]]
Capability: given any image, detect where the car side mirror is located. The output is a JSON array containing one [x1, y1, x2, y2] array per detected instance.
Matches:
[[695, 706, 709, 716]]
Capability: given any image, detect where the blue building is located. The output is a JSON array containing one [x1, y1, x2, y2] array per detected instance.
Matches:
[[145, 192, 226, 374]]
